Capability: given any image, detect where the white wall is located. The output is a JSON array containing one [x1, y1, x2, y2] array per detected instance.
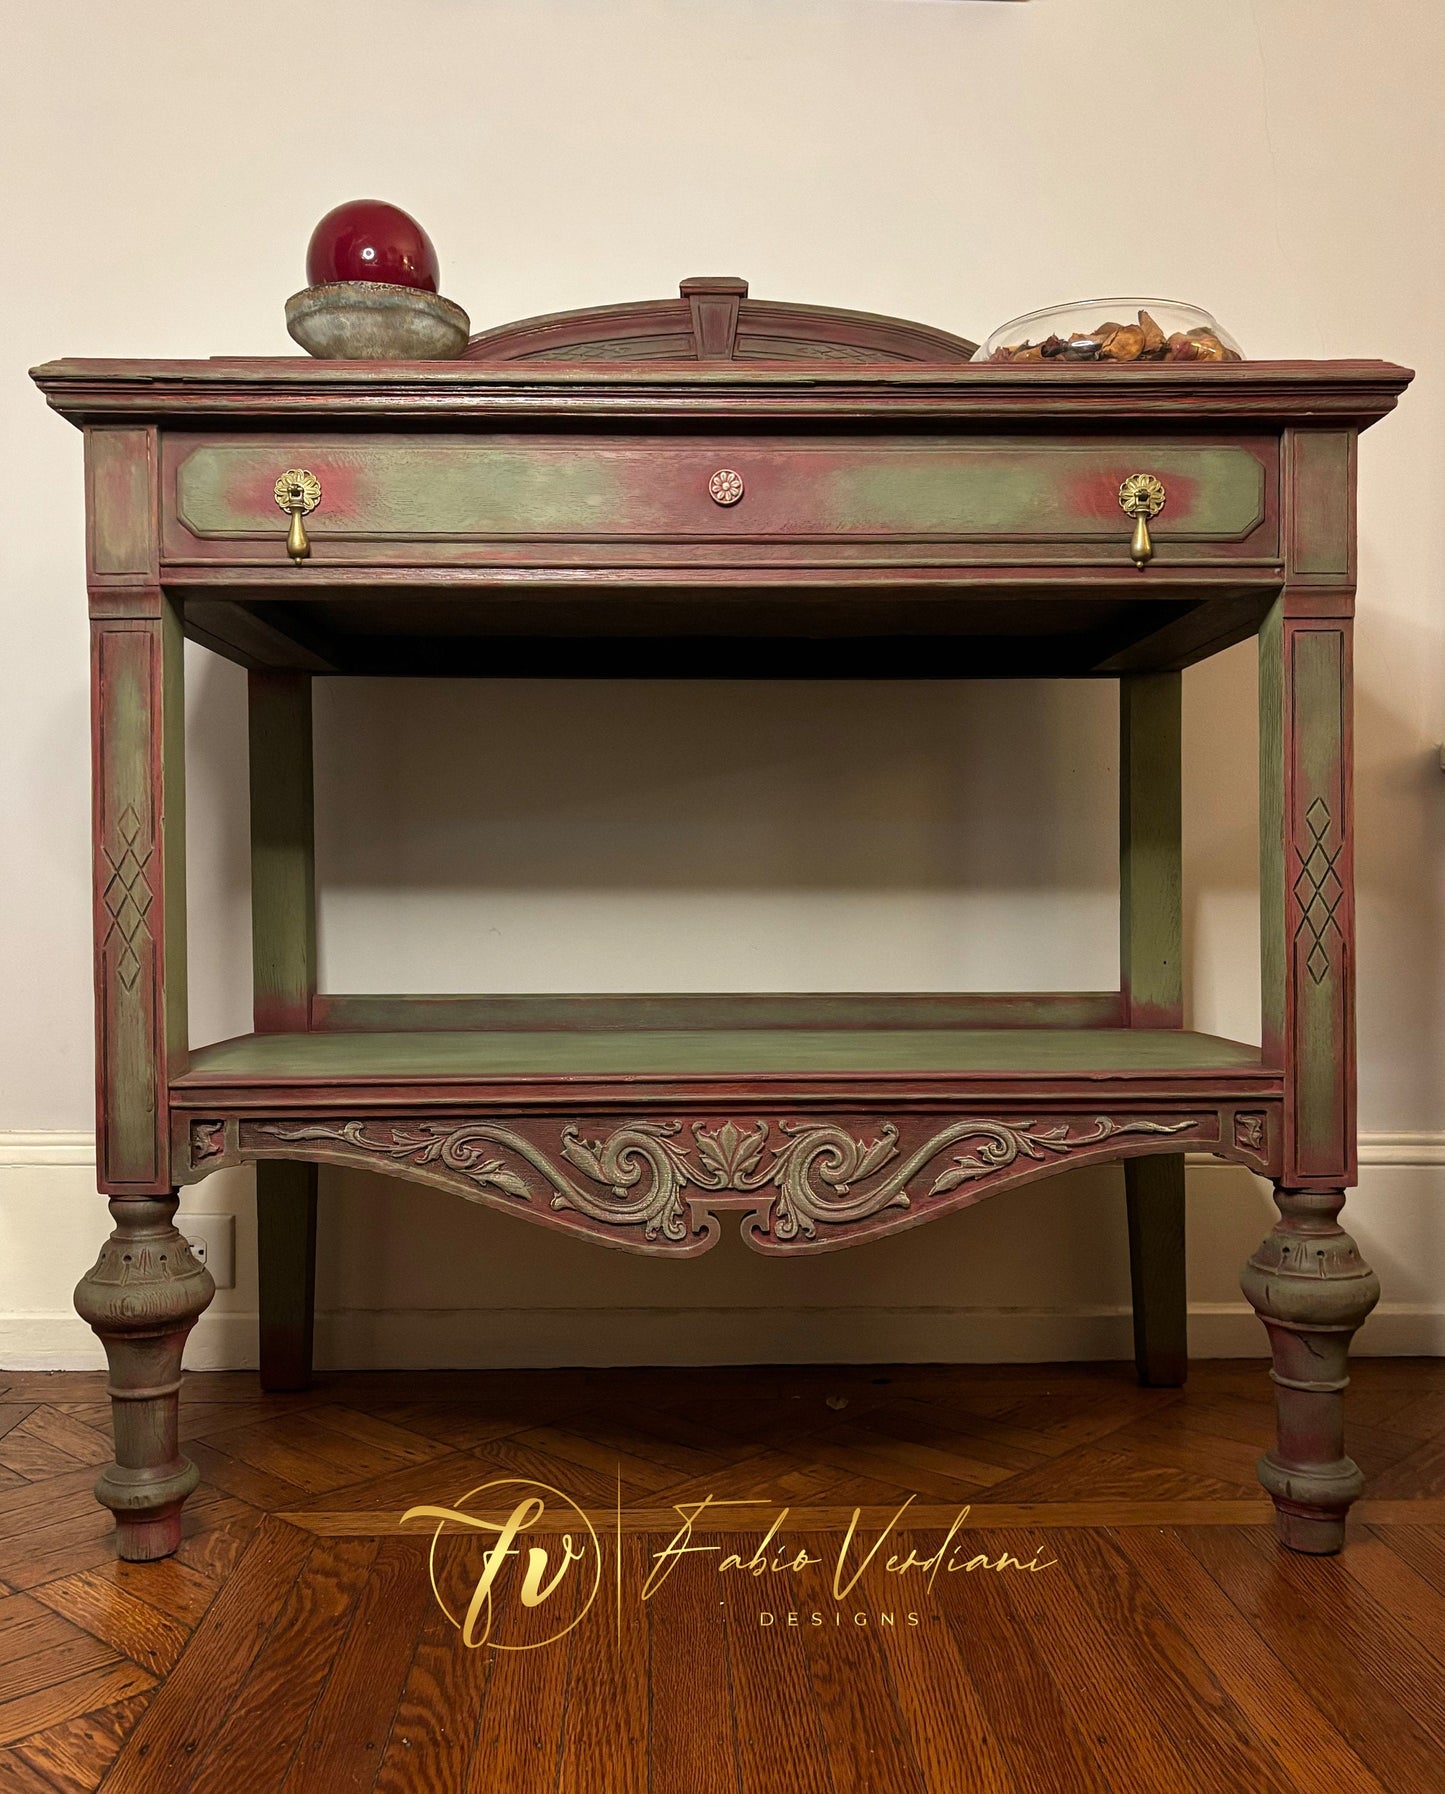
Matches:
[[3, 0, 1443, 1368]]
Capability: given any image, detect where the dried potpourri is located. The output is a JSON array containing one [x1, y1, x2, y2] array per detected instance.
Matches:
[[987, 308, 1242, 365]]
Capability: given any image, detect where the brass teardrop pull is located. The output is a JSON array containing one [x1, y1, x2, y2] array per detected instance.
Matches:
[[1118, 473, 1166, 570], [273, 469, 321, 564]]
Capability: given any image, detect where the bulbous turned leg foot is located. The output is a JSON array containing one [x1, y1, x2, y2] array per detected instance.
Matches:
[[1241, 1186, 1379, 1555], [74, 1195, 215, 1561]]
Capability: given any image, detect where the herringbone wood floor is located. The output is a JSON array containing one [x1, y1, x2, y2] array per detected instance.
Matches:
[[2, 1360, 1445, 1792]]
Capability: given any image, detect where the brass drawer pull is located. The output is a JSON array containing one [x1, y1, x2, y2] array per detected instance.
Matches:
[[274, 469, 321, 563], [1119, 473, 1166, 569]]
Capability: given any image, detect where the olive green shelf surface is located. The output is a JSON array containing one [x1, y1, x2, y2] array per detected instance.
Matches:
[[175, 1027, 1267, 1084]]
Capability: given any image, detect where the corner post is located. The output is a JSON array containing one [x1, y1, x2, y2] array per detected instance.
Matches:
[[1119, 671, 1187, 1386], [80, 425, 213, 1557], [1244, 427, 1377, 1552], [249, 670, 319, 1390]]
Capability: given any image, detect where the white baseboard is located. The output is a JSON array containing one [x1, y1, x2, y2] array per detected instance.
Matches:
[[4, 1300, 1441, 1373], [4, 1130, 1443, 1370]]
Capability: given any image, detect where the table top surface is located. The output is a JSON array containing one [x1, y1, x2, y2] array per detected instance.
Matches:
[[32, 357, 1415, 426]]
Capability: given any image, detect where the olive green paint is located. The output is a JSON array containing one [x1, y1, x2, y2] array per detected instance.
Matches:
[[256, 1160, 317, 1391], [1118, 672, 1187, 1383], [173, 438, 1266, 543], [313, 991, 1126, 1033], [1258, 600, 1286, 1069], [177, 442, 627, 539], [248, 671, 316, 1033], [1119, 673, 1183, 1028], [161, 598, 188, 1080], [1125, 1155, 1188, 1386], [98, 608, 186, 1186], [98, 629, 158, 1184], [1290, 431, 1352, 578], [178, 1027, 1264, 1081], [88, 428, 154, 575], [1291, 627, 1349, 1174], [830, 443, 1266, 538]]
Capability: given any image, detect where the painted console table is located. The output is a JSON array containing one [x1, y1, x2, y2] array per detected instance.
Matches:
[[32, 281, 1411, 1562]]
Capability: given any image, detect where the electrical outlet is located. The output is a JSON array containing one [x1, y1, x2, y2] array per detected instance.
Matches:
[[181, 1213, 235, 1289]]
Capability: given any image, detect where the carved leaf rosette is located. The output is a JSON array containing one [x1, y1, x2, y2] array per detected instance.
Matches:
[[234, 1112, 1200, 1255]]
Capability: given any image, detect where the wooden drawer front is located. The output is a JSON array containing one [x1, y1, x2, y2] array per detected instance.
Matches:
[[164, 432, 1276, 568]]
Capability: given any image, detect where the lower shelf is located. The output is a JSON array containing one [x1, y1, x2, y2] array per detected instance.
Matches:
[[169, 1026, 1277, 1255], [175, 1026, 1267, 1083]]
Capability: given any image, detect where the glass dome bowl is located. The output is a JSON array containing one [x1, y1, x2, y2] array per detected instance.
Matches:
[[974, 298, 1242, 365]]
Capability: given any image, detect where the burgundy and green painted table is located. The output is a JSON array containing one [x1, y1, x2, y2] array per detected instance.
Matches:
[[32, 279, 1412, 1562]]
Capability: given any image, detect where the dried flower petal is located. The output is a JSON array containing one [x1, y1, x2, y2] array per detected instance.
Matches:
[[1100, 324, 1146, 361], [1138, 310, 1167, 356]]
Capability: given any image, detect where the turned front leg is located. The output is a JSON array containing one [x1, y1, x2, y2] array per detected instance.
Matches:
[[1241, 1186, 1379, 1554], [74, 1195, 215, 1561]]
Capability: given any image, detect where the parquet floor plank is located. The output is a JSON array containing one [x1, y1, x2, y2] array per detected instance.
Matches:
[[31, 1568, 190, 1677], [12, 1694, 149, 1793], [187, 1536, 381, 1794], [0, 1592, 79, 1664], [863, 1397, 1054, 1476], [721, 1531, 836, 1794], [0, 1406, 38, 1443], [0, 1632, 118, 1706], [566, 1394, 778, 1472], [1185, 1526, 1445, 1792], [171, 1525, 247, 1585], [286, 1403, 452, 1467], [467, 1593, 567, 1793], [0, 1659, 153, 1749], [794, 1533, 927, 1794], [289, 1448, 519, 1518], [279, 1539, 432, 1793], [1363, 1429, 1445, 1499], [648, 1528, 741, 1794], [184, 1437, 327, 1510], [364, 1397, 562, 1452], [503, 1423, 686, 1495], [0, 1743, 68, 1792], [554, 1533, 649, 1794], [20, 1407, 114, 1466], [96, 1516, 312, 1794], [1055, 1527, 1300, 1794], [931, 1529, 1103, 1794], [1372, 1522, 1445, 1598], [196, 1415, 382, 1496], [969, 1523, 1212, 1793], [0, 1466, 104, 1539], [86, 1553, 219, 1629], [980, 1442, 1255, 1504], [373, 1593, 490, 1794], [634, 1445, 849, 1512], [1338, 1526, 1445, 1672], [870, 1545, 1015, 1793], [1115, 1526, 1393, 1794]]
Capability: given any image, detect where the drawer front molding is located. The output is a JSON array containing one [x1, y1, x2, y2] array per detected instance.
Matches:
[[165, 434, 1275, 565]]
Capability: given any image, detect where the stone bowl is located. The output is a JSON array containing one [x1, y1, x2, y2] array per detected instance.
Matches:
[[285, 281, 470, 359]]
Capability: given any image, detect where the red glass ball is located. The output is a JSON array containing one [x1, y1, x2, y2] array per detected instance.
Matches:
[[305, 200, 439, 292]]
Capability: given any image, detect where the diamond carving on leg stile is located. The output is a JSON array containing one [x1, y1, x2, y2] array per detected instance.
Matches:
[[102, 803, 154, 992], [1292, 797, 1344, 987]]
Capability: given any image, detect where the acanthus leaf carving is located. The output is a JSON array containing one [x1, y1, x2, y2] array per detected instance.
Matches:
[[261, 1121, 538, 1207], [925, 1117, 1188, 1196], [248, 1112, 1199, 1252]]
